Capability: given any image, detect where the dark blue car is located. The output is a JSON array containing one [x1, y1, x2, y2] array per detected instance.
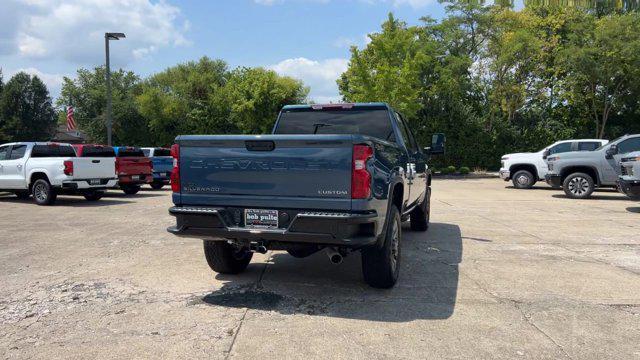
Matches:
[[167, 103, 445, 288]]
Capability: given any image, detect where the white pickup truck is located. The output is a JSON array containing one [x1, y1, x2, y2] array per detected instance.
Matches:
[[0, 142, 118, 205], [499, 139, 608, 189]]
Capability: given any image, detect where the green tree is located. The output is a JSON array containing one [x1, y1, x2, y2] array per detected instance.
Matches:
[[222, 67, 309, 134], [57, 67, 151, 145], [561, 13, 640, 138], [0, 72, 56, 143], [136, 57, 230, 146]]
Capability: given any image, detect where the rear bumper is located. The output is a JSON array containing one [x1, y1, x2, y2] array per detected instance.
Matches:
[[499, 170, 510, 181], [618, 178, 640, 199], [167, 206, 379, 247], [152, 172, 171, 182], [118, 174, 152, 185], [545, 174, 562, 188], [62, 179, 118, 190]]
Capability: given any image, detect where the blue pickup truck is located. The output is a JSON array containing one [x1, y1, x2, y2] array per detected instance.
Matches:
[[167, 103, 445, 288], [142, 147, 173, 189]]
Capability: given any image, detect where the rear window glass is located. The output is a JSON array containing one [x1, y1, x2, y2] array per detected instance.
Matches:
[[80, 146, 115, 157], [274, 108, 395, 142], [578, 142, 601, 151], [142, 149, 151, 157], [117, 148, 144, 157], [153, 148, 171, 157], [31, 144, 77, 158]]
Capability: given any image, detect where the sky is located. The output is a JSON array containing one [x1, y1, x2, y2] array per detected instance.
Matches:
[[0, 0, 450, 104]]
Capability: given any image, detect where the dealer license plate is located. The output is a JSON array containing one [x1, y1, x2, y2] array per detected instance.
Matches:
[[89, 179, 101, 185], [132, 175, 140, 181], [244, 209, 279, 229]]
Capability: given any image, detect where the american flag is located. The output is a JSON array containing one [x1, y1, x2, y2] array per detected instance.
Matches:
[[66, 106, 77, 132]]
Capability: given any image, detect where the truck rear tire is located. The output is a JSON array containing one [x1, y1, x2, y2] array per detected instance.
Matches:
[[122, 185, 140, 195], [32, 179, 57, 206], [563, 172, 595, 199], [512, 170, 536, 189], [410, 187, 430, 231], [362, 205, 401, 288], [203, 241, 253, 274], [84, 191, 104, 201], [150, 182, 164, 190]]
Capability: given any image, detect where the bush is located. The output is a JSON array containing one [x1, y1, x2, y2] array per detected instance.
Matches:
[[459, 166, 470, 175], [442, 165, 457, 174]]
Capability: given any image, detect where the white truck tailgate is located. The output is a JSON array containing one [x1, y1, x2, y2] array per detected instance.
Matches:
[[71, 157, 116, 179]]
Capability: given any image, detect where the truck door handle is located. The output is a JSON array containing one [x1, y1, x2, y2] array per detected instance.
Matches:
[[17, 164, 22, 169]]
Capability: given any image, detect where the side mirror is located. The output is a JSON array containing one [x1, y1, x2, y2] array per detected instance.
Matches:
[[605, 144, 618, 159], [542, 149, 550, 160], [427, 133, 445, 155]]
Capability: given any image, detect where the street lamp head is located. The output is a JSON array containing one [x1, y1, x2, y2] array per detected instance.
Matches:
[[105, 32, 126, 40]]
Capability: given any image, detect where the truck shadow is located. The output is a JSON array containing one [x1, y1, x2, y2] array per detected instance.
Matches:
[[626, 206, 640, 213], [0, 195, 133, 207], [196, 222, 462, 322], [551, 194, 631, 201]]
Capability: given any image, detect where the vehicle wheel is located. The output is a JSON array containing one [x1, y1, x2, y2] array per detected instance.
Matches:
[[84, 191, 104, 201], [563, 172, 595, 199], [32, 179, 57, 205], [410, 187, 430, 231], [122, 185, 140, 195], [150, 182, 164, 190], [512, 170, 536, 189], [14, 191, 30, 200], [286, 246, 320, 258], [203, 241, 253, 274], [362, 205, 401, 289]]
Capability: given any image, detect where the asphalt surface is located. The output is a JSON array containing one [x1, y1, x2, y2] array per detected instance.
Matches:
[[0, 179, 639, 359]]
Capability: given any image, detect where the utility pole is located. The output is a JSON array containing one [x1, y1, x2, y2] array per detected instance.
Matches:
[[104, 32, 125, 146]]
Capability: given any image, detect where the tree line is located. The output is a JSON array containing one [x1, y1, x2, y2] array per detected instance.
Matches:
[[2, 2, 640, 170], [339, 3, 640, 168]]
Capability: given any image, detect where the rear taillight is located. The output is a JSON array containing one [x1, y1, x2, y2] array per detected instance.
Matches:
[[352, 144, 373, 199], [63, 160, 74, 176], [170, 144, 180, 193]]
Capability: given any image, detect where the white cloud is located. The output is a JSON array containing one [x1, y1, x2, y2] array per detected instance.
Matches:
[[5, 67, 67, 100], [0, 0, 189, 65], [269, 57, 349, 103]]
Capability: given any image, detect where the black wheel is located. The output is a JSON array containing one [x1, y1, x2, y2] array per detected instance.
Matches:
[[512, 170, 536, 189], [15, 191, 30, 200], [122, 185, 140, 195], [286, 246, 320, 258], [150, 182, 164, 190], [563, 172, 595, 199], [31, 179, 57, 205], [203, 241, 253, 274], [362, 205, 401, 289], [410, 187, 430, 231], [84, 191, 104, 201]]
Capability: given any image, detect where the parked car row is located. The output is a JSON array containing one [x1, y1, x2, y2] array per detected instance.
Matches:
[[500, 134, 640, 199], [0, 142, 173, 205]]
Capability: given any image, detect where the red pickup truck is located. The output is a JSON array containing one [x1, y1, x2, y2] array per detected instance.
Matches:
[[113, 146, 152, 195]]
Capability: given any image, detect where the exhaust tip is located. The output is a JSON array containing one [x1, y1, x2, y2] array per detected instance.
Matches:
[[330, 254, 343, 264]]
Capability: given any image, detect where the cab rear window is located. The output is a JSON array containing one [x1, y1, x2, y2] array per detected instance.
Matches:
[[80, 146, 115, 157], [153, 148, 171, 157], [117, 148, 144, 157], [31, 145, 77, 158]]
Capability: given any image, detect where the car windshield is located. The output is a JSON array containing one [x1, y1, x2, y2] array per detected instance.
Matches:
[[596, 137, 622, 150], [274, 108, 395, 142]]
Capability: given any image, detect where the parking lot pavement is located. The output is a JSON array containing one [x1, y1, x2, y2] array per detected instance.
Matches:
[[0, 179, 638, 359]]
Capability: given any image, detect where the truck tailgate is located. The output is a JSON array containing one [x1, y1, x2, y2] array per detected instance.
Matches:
[[72, 157, 116, 179], [177, 135, 355, 210], [117, 157, 152, 175], [152, 157, 173, 173]]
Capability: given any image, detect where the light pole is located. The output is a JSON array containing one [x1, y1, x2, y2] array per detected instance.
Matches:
[[105, 32, 125, 146]]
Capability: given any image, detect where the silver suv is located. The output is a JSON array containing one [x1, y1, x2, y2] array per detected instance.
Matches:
[[545, 134, 640, 199]]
